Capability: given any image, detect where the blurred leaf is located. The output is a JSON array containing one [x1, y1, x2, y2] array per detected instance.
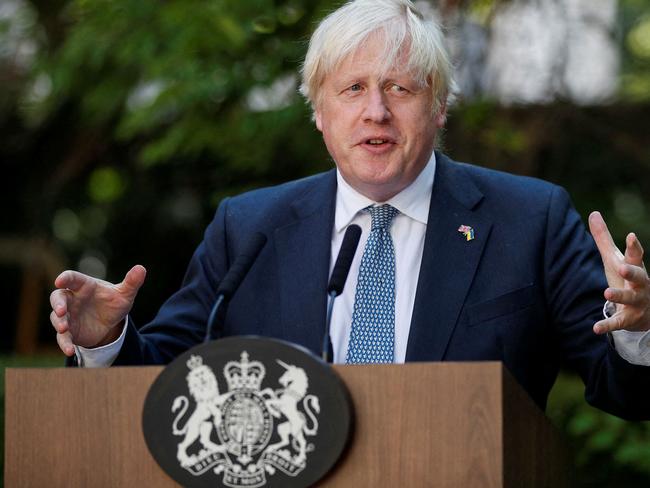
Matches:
[[628, 17, 650, 60], [587, 430, 617, 450], [88, 167, 126, 203], [568, 410, 599, 436], [252, 15, 277, 34], [277, 3, 305, 26]]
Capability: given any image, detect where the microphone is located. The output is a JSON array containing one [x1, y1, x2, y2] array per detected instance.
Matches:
[[322, 224, 362, 361], [204, 232, 268, 342], [328, 224, 362, 296]]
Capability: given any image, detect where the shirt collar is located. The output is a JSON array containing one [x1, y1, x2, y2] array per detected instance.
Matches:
[[334, 151, 436, 232]]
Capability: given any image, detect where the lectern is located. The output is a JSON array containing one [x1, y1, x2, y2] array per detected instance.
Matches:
[[5, 362, 568, 487]]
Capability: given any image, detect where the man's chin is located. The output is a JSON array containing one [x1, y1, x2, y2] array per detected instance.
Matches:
[[350, 176, 405, 202]]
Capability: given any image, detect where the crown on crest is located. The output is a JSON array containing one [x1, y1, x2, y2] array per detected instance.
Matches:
[[224, 351, 265, 390], [186, 355, 204, 370]]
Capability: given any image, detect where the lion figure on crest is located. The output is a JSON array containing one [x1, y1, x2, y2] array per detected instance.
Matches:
[[172, 355, 229, 466]]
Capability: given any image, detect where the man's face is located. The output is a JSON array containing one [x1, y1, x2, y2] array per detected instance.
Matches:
[[315, 34, 446, 202]]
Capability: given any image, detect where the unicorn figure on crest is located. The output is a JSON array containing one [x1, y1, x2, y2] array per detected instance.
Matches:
[[263, 360, 320, 464]]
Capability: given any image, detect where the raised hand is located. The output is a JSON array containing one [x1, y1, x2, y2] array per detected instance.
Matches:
[[589, 211, 650, 335], [50, 265, 147, 356]]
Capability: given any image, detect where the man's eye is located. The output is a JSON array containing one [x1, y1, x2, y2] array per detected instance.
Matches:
[[389, 84, 407, 93], [349, 83, 362, 92]]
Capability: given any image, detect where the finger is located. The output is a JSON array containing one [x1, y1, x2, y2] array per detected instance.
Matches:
[[54, 270, 93, 292], [618, 263, 649, 286], [593, 314, 625, 335], [117, 265, 147, 297], [56, 331, 75, 357], [49, 289, 70, 316], [589, 211, 624, 262], [624, 233, 645, 268], [50, 310, 69, 334], [604, 287, 644, 306]]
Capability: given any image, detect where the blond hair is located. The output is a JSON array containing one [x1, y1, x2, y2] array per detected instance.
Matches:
[[300, 0, 455, 116]]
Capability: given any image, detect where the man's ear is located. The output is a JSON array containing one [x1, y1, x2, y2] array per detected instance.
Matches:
[[434, 102, 447, 128], [315, 109, 323, 132]]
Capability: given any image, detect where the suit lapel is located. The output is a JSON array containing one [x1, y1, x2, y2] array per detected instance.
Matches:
[[406, 154, 492, 361], [275, 171, 337, 355]]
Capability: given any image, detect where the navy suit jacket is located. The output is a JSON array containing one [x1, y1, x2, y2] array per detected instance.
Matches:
[[114, 153, 650, 419]]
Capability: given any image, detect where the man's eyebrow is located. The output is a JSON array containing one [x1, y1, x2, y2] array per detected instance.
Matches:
[[332, 74, 366, 88], [382, 73, 420, 86]]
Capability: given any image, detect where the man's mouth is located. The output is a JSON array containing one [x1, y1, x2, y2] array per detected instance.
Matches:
[[363, 138, 394, 146]]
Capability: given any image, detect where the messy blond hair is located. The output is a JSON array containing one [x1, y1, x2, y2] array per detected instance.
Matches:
[[300, 0, 455, 116]]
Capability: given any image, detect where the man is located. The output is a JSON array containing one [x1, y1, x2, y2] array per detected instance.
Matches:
[[50, 0, 650, 419]]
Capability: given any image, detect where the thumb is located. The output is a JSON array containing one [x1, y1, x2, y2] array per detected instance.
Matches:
[[589, 211, 615, 254], [589, 211, 625, 263], [118, 265, 147, 297]]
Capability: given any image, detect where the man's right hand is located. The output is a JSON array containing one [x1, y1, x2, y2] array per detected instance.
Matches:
[[50, 265, 147, 356]]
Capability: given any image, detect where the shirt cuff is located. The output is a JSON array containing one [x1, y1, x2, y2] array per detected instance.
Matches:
[[610, 329, 650, 366], [73, 318, 128, 368]]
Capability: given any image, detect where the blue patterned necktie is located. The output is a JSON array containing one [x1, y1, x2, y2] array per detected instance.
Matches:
[[346, 204, 400, 364]]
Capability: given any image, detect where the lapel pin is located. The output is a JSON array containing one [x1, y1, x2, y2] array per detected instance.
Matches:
[[458, 225, 475, 241]]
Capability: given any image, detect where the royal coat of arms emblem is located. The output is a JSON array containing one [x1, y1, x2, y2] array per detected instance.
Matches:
[[171, 352, 320, 487], [143, 337, 352, 488]]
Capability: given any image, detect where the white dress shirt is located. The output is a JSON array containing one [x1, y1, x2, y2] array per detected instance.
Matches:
[[328, 154, 435, 363]]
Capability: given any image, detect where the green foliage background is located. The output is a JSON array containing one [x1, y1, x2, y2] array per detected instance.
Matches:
[[2, 0, 650, 486]]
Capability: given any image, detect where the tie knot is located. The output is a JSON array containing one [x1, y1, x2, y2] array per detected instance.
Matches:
[[365, 204, 399, 231]]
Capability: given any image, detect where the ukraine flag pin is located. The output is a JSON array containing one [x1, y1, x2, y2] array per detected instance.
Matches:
[[457, 225, 475, 241]]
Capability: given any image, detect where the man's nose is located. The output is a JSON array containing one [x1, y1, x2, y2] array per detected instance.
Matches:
[[362, 87, 391, 123]]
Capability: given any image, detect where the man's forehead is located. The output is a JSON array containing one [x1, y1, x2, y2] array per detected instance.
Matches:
[[331, 37, 414, 80]]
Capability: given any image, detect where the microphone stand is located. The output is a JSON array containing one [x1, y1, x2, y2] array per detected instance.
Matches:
[[322, 290, 338, 362], [321, 224, 361, 362], [204, 232, 267, 342]]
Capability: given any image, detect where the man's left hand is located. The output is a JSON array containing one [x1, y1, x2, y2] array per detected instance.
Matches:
[[589, 211, 650, 334]]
